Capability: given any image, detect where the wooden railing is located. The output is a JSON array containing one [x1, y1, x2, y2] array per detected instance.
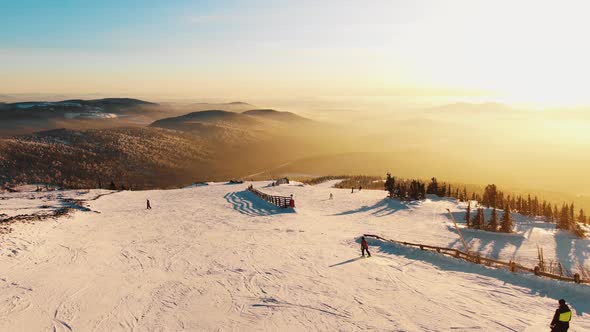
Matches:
[[364, 234, 588, 284], [247, 186, 294, 208]]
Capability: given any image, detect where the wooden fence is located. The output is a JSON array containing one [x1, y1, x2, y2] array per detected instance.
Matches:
[[363, 234, 588, 285], [247, 186, 294, 208]]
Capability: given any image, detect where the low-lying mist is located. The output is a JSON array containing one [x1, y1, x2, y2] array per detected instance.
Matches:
[[1, 95, 589, 208], [250, 97, 590, 198]]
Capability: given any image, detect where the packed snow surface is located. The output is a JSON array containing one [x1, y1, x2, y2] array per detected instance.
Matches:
[[1, 181, 589, 331]]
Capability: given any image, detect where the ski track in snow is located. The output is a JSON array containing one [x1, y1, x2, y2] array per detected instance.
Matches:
[[0, 180, 589, 331]]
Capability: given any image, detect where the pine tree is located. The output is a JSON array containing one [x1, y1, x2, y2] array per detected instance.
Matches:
[[109, 180, 117, 190], [409, 180, 423, 200], [384, 173, 395, 198], [483, 184, 497, 208], [472, 208, 484, 229], [527, 194, 532, 216], [500, 204, 513, 233], [427, 177, 439, 195], [545, 202, 553, 222], [439, 183, 447, 197], [465, 202, 471, 227], [541, 200, 551, 222], [489, 207, 498, 232], [558, 204, 570, 230], [579, 209, 587, 224], [479, 208, 486, 230]]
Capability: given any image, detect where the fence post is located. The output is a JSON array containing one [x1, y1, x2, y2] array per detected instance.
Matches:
[[509, 261, 516, 272]]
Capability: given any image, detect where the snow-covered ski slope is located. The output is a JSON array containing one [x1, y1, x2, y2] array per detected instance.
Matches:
[[1, 180, 589, 331]]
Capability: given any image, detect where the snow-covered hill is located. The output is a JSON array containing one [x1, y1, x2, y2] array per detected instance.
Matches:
[[0, 181, 589, 331]]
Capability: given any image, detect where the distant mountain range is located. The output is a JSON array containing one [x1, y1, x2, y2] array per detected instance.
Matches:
[[0, 98, 332, 188], [0, 98, 265, 136], [0, 98, 155, 121], [150, 109, 311, 131]]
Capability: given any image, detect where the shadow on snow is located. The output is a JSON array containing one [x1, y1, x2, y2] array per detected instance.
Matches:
[[366, 237, 590, 316], [332, 198, 411, 217], [328, 257, 364, 267], [445, 208, 589, 271], [555, 231, 590, 273], [224, 190, 295, 217], [445, 225, 526, 260]]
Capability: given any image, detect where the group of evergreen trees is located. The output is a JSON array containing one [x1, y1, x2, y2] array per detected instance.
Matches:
[[384, 173, 587, 238], [464, 203, 513, 233], [385, 174, 457, 201], [100, 179, 133, 191], [384, 173, 426, 200], [436, 181, 586, 237]]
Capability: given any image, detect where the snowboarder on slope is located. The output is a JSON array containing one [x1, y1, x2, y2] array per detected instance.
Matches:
[[146, 199, 152, 210], [361, 236, 371, 257], [550, 299, 572, 332]]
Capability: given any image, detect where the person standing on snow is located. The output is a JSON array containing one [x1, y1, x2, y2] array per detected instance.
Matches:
[[146, 199, 152, 210], [361, 236, 371, 257], [550, 299, 572, 332]]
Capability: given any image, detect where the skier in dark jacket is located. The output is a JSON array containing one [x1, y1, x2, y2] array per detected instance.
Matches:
[[146, 199, 152, 210], [361, 236, 371, 257], [550, 299, 572, 332]]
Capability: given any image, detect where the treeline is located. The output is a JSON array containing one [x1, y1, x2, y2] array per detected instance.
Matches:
[[301, 175, 358, 186], [384, 173, 425, 200], [334, 176, 383, 190], [382, 174, 586, 238], [305, 174, 586, 238], [469, 184, 587, 238], [382, 175, 514, 234], [384, 174, 456, 201], [0, 127, 212, 190]]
